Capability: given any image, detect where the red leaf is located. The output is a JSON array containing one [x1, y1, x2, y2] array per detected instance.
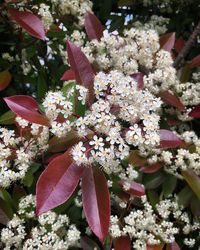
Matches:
[[158, 129, 182, 149], [128, 150, 147, 166], [189, 54, 200, 68], [36, 149, 85, 215], [166, 117, 181, 126], [114, 236, 131, 250], [174, 37, 185, 53], [119, 180, 145, 197], [166, 242, 181, 250], [131, 72, 144, 90], [160, 32, 175, 52], [45, 153, 62, 164], [0, 70, 12, 91], [4, 95, 50, 127], [159, 91, 185, 111], [140, 162, 162, 173], [9, 9, 45, 40], [84, 12, 104, 41], [82, 166, 110, 242], [66, 41, 95, 106], [189, 104, 200, 118], [60, 69, 75, 81], [147, 244, 164, 250]]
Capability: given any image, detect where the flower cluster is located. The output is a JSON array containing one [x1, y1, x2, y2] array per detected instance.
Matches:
[[71, 70, 161, 173], [137, 130, 200, 176], [0, 124, 48, 188], [110, 196, 200, 250], [133, 15, 170, 35], [1, 5, 200, 250], [1, 195, 81, 249]]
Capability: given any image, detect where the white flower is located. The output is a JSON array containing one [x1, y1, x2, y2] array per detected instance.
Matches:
[[89, 135, 104, 150]]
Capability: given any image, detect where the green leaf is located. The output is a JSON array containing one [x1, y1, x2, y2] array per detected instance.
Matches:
[[147, 190, 159, 209], [182, 169, 200, 200], [37, 71, 47, 100], [0, 110, 15, 124], [12, 185, 26, 208], [0, 197, 13, 225], [177, 186, 194, 207], [0, 189, 13, 207], [23, 163, 40, 187], [48, 131, 80, 153], [162, 174, 177, 197], [143, 171, 166, 189], [76, 99, 86, 116], [191, 195, 200, 216], [62, 81, 76, 105], [179, 65, 191, 83], [62, 81, 86, 117]]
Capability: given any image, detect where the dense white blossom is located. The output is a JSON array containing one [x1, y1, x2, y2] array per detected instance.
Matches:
[[1, 195, 81, 249]]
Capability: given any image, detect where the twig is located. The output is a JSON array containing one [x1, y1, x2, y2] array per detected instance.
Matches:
[[173, 20, 200, 68]]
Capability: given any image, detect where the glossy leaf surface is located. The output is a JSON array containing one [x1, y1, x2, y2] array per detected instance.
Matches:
[[119, 180, 145, 197], [4, 96, 50, 126], [36, 150, 85, 215], [9, 9, 45, 40], [158, 129, 183, 149], [60, 69, 75, 81], [159, 91, 185, 111], [189, 104, 200, 118], [160, 32, 175, 52], [84, 12, 104, 41], [82, 166, 110, 242], [140, 162, 162, 174], [66, 41, 95, 106]]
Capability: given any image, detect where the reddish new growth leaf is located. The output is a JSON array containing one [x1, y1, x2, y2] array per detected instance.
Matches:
[[166, 242, 181, 250], [189, 104, 200, 118], [36, 149, 85, 215], [147, 244, 164, 250], [66, 41, 95, 106], [174, 37, 185, 53], [158, 129, 183, 149], [114, 236, 132, 250], [140, 162, 162, 174], [0, 70, 12, 91], [159, 91, 185, 111], [160, 32, 175, 52], [82, 166, 110, 242], [60, 69, 75, 81], [4, 95, 50, 126], [167, 117, 181, 126], [84, 12, 104, 41], [119, 180, 145, 197], [9, 9, 45, 40], [131, 72, 144, 90], [189, 54, 200, 68]]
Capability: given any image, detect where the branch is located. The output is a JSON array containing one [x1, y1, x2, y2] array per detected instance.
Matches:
[[173, 20, 200, 69]]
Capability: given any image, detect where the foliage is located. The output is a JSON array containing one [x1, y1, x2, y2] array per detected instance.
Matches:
[[0, 1, 200, 250]]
